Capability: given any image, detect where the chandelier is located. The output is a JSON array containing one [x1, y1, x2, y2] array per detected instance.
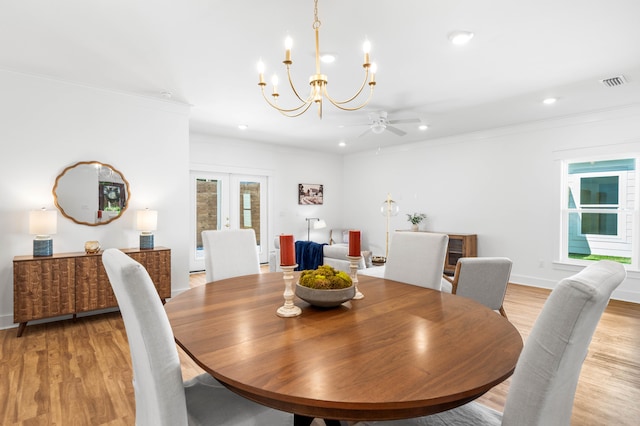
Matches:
[[257, 0, 377, 118]]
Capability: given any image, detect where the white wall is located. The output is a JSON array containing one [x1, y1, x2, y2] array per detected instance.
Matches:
[[190, 134, 346, 246], [0, 69, 191, 330], [342, 105, 640, 303]]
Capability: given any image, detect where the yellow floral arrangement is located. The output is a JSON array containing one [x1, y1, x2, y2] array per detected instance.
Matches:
[[299, 265, 352, 289]]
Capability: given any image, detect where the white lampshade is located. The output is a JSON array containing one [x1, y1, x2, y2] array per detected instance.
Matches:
[[136, 209, 158, 233], [29, 209, 57, 236], [314, 219, 327, 230]]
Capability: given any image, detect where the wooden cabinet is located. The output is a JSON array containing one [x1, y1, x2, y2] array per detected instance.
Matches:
[[14, 247, 171, 336], [443, 234, 477, 275]]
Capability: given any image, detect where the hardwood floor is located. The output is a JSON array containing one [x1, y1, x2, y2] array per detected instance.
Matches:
[[1, 272, 638, 425]]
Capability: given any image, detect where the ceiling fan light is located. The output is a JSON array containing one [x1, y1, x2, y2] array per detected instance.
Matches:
[[371, 124, 386, 134]]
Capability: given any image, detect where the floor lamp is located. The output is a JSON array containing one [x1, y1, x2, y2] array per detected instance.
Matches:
[[380, 194, 399, 259], [305, 217, 326, 241]]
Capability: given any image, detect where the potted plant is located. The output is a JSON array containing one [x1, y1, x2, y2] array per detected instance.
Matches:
[[406, 213, 427, 231]]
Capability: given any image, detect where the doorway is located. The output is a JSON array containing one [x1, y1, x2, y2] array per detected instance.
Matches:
[[189, 171, 268, 272]]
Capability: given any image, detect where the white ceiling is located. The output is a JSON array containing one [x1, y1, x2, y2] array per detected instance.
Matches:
[[2, 0, 640, 153]]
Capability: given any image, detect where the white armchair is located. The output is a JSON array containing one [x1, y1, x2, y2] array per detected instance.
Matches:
[[443, 257, 513, 318]]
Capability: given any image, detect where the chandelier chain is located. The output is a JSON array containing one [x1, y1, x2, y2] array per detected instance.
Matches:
[[313, 0, 321, 29]]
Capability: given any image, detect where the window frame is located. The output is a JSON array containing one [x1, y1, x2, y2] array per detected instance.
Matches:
[[560, 156, 638, 269]]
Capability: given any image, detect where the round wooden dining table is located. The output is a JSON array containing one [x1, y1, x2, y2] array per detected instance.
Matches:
[[165, 272, 523, 422]]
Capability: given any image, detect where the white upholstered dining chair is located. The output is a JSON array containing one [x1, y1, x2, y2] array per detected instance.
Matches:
[[202, 229, 260, 282], [102, 248, 293, 426], [354, 260, 626, 426], [383, 231, 449, 290], [442, 257, 512, 318]]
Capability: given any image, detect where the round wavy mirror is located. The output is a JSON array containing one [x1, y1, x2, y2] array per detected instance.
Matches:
[[53, 161, 130, 226]]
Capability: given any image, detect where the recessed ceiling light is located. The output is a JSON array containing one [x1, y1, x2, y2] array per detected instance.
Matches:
[[338, 141, 346, 147], [543, 97, 557, 105], [161, 91, 172, 99], [238, 124, 249, 130], [448, 31, 474, 45], [320, 54, 336, 63], [418, 124, 429, 131]]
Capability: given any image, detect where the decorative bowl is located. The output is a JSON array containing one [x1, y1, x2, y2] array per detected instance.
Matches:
[[84, 240, 101, 254], [295, 283, 355, 308]]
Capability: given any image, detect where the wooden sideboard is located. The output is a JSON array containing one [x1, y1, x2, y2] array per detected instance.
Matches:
[[13, 247, 171, 337], [443, 233, 477, 275]]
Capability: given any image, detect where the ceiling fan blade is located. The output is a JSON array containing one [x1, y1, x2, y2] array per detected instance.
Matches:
[[388, 118, 421, 124], [358, 128, 373, 138], [343, 122, 372, 127], [386, 126, 407, 136]]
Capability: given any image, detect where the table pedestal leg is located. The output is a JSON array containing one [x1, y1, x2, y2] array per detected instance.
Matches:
[[294, 414, 343, 426]]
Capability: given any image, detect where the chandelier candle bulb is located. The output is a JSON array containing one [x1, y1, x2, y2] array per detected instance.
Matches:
[[280, 234, 296, 266], [257, 60, 266, 85], [348, 230, 361, 257], [363, 40, 371, 65], [285, 36, 292, 63]]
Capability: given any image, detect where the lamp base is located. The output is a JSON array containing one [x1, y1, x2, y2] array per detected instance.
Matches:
[[33, 238, 53, 257], [140, 234, 154, 250]]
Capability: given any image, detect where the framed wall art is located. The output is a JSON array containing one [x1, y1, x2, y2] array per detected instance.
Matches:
[[298, 183, 323, 205]]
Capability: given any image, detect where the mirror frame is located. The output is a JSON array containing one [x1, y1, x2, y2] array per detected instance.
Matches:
[[53, 160, 131, 226]]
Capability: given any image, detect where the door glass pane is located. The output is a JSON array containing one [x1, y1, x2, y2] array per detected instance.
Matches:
[[239, 181, 261, 247], [196, 178, 221, 259]]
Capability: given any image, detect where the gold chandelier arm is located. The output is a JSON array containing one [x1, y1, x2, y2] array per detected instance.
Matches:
[[323, 66, 374, 108], [278, 100, 315, 118], [260, 86, 312, 114], [324, 83, 375, 111], [286, 64, 311, 104]]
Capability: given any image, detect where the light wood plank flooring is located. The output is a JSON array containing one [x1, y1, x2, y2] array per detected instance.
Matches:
[[1, 272, 639, 425]]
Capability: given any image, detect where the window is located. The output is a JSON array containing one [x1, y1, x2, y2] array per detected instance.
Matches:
[[561, 158, 637, 267]]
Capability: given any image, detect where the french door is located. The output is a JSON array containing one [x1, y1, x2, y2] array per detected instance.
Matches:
[[189, 171, 268, 272]]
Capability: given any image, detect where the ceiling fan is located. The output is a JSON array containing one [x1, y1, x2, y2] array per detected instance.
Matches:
[[354, 111, 421, 137]]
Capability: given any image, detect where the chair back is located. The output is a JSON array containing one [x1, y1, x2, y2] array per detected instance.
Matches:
[[384, 232, 449, 290], [502, 260, 626, 425], [202, 229, 260, 282], [453, 257, 512, 311], [102, 248, 188, 426]]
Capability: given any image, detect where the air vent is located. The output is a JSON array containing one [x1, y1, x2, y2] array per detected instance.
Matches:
[[600, 75, 627, 87]]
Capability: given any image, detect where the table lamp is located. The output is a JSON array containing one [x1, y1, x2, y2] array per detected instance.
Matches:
[[136, 209, 158, 250], [30, 208, 57, 257], [305, 217, 326, 241]]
